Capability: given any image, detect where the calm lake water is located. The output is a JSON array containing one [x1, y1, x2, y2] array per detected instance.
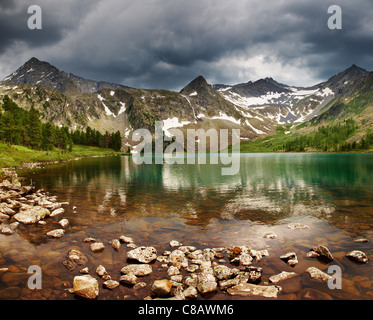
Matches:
[[1, 153, 373, 300]]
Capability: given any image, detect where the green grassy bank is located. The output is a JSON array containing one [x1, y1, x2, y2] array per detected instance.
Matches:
[[0, 142, 125, 169]]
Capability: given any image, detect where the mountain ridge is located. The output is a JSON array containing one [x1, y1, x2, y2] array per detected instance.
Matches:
[[1, 58, 372, 152], [2, 57, 129, 94]]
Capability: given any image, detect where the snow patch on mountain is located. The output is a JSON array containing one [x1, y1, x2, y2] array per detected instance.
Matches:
[[219, 86, 332, 109], [98, 94, 115, 117], [211, 112, 241, 125], [162, 117, 192, 137], [245, 119, 265, 135], [118, 102, 126, 115]]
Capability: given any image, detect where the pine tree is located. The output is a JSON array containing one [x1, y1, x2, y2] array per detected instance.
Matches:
[[41, 122, 56, 151], [110, 130, 122, 151], [1, 111, 15, 144], [104, 131, 110, 149], [27, 105, 42, 150]]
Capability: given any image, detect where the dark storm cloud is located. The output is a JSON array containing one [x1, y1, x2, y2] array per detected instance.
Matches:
[[0, 0, 373, 90], [274, 0, 373, 81], [0, 1, 98, 52]]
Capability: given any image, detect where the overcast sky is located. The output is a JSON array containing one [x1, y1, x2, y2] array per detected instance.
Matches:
[[0, 0, 372, 90]]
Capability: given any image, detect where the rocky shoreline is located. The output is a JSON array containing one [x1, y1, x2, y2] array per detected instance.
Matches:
[[0, 168, 371, 300], [62, 233, 369, 300]]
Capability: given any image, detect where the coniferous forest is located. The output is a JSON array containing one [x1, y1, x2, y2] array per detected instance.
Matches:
[[0, 95, 122, 152], [282, 119, 373, 152]]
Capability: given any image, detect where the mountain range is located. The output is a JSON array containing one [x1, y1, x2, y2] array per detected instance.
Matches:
[[1, 57, 372, 151]]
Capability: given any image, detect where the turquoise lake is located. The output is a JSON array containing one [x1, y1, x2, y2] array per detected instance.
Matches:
[[1, 153, 373, 300]]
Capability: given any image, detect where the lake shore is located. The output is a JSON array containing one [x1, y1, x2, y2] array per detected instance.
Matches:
[[0, 143, 128, 177]]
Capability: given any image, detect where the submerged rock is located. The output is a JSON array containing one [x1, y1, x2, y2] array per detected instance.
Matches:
[[306, 267, 331, 282], [127, 246, 157, 263], [219, 278, 240, 290], [183, 286, 198, 299], [0, 224, 14, 235], [346, 250, 368, 263], [287, 223, 310, 230], [227, 283, 282, 298], [280, 252, 298, 266], [119, 235, 134, 244], [13, 206, 49, 224], [169, 249, 188, 269], [50, 208, 65, 217], [170, 275, 183, 283], [73, 275, 99, 300], [170, 240, 182, 247], [167, 266, 180, 276], [269, 271, 297, 284], [96, 265, 108, 277], [151, 279, 172, 296], [239, 266, 262, 283], [186, 264, 199, 273], [133, 282, 147, 290], [79, 267, 90, 274], [90, 242, 105, 253], [46, 229, 65, 238], [63, 250, 88, 271], [120, 273, 138, 285], [0, 268, 9, 275], [213, 265, 234, 280], [179, 246, 197, 253], [263, 232, 277, 239], [59, 219, 69, 228], [120, 264, 152, 276], [307, 251, 320, 258], [249, 249, 269, 262], [0, 213, 10, 222], [103, 280, 119, 290], [9, 222, 19, 230], [184, 276, 198, 288], [228, 246, 242, 260], [311, 245, 333, 261], [0, 203, 16, 216], [240, 254, 253, 266], [109, 239, 121, 251], [297, 288, 333, 300]]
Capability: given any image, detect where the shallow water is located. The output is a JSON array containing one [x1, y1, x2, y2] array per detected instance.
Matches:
[[1, 153, 373, 300]]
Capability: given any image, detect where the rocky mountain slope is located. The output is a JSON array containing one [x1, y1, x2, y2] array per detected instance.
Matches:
[[0, 58, 254, 151], [1, 58, 372, 151], [2, 57, 128, 94]]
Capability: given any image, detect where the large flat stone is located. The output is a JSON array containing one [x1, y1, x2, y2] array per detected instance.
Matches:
[[127, 246, 157, 263], [120, 264, 152, 276], [13, 206, 50, 224], [227, 283, 282, 298]]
